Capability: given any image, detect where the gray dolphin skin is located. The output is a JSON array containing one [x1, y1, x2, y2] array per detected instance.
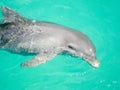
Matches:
[[0, 6, 100, 68]]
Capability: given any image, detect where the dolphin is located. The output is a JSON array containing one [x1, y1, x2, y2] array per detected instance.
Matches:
[[0, 6, 100, 68]]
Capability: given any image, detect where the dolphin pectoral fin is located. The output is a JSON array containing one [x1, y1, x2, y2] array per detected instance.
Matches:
[[21, 53, 56, 67]]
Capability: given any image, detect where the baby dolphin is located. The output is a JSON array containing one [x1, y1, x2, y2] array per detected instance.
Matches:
[[0, 6, 99, 68]]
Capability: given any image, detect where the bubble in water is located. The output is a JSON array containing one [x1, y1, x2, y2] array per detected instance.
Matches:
[[112, 80, 117, 84], [107, 84, 111, 87]]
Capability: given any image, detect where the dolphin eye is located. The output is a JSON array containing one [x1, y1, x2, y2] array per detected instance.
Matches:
[[68, 45, 76, 51]]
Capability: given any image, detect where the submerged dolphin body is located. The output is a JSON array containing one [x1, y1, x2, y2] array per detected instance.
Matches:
[[0, 6, 99, 68]]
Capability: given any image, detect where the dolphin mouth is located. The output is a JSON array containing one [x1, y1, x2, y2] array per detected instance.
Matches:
[[82, 54, 100, 68], [88, 58, 100, 68]]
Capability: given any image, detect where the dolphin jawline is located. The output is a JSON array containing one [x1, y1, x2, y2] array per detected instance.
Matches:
[[83, 56, 100, 68]]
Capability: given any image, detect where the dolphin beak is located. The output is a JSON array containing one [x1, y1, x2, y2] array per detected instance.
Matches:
[[82, 55, 100, 68], [90, 59, 100, 68]]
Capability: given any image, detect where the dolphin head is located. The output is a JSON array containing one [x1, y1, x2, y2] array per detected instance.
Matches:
[[66, 31, 100, 68], [79, 42, 100, 68]]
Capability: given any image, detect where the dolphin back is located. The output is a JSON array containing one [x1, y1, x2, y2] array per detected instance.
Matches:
[[1, 6, 29, 24]]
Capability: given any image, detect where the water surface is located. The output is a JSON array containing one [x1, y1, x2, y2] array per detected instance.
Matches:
[[0, 0, 120, 90]]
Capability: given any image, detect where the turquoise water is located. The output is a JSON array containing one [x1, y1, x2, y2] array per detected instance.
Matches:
[[0, 0, 120, 90]]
